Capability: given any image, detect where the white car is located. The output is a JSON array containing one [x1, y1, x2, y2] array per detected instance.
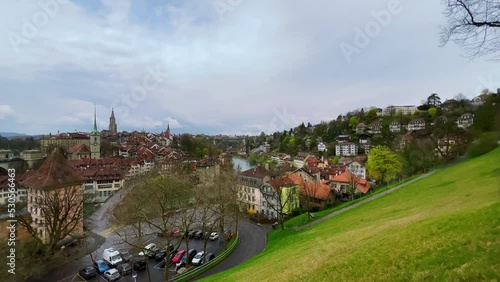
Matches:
[[209, 232, 218, 241], [103, 268, 121, 281], [140, 243, 157, 258], [191, 251, 205, 266]]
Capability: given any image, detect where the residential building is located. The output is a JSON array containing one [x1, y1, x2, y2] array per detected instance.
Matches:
[[294, 167, 320, 183], [457, 113, 474, 129], [317, 142, 327, 152], [21, 149, 86, 244], [0, 175, 27, 205], [389, 120, 401, 133], [471, 96, 484, 107], [293, 152, 310, 169], [355, 123, 367, 134], [383, 105, 417, 116], [300, 182, 335, 210], [368, 121, 383, 135], [67, 144, 91, 160], [238, 166, 270, 213], [329, 171, 371, 201], [345, 156, 368, 180], [262, 175, 300, 218], [78, 168, 127, 203], [407, 118, 426, 131], [335, 142, 358, 156]]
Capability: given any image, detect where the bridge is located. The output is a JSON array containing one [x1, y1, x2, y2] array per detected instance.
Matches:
[[0, 159, 25, 174]]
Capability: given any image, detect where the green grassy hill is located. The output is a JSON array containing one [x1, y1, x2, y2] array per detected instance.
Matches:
[[205, 149, 500, 281]]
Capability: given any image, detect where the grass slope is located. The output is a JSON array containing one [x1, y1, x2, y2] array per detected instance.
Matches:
[[205, 149, 500, 282]]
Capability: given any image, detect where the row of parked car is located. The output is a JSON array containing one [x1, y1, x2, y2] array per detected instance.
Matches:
[[141, 242, 216, 273], [78, 248, 146, 281], [157, 229, 220, 241]]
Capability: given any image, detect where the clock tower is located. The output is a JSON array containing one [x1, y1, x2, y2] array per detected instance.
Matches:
[[90, 106, 101, 159]]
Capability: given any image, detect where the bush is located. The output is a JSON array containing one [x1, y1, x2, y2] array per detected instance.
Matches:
[[467, 132, 500, 158], [309, 206, 320, 213], [290, 208, 306, 217]]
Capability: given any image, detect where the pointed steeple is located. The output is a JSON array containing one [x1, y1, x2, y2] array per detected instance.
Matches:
[[111, 107, 115, 118], [91, 104, 98, 135], [167, 123, 170, 132]]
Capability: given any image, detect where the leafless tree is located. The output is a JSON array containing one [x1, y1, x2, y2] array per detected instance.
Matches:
[[17, 185, 87, 253], [261, 170, 300, 229], [441, 0, 500, 60]]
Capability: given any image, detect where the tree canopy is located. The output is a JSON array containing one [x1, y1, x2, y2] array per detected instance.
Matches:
[[366, 145, 402, 185]]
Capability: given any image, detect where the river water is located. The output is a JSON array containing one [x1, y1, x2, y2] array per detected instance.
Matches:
[[232, 156, 254, 172]]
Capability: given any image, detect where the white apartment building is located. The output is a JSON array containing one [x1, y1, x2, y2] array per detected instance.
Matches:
[[335, 143, 358, 156]]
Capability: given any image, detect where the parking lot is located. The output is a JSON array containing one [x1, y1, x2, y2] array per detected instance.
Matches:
[[72, 233, 225, 282]]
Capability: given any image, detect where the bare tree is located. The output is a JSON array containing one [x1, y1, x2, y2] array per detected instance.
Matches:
[[18, 185, 86, 253], [441, 0, 500, 59], [261, 171, 300, 230]]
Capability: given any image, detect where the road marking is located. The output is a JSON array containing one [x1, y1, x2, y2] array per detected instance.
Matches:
[[99, 225, 120, 236]]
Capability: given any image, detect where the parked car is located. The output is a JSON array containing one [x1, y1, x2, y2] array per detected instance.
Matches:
[[209, 232, 219, 241], [141, 243, 158, 258], [194, 231, 203, 239], [103, 268, 121, 281], [175, 256, 187, 272], [78, 266, 97, 280], [187, 249, 197, 263], [188, 230, 196, 239], [155, 248, 167, 261], [205, 253, 216, 264], [132, 256, 147, 271], [116, 262, 133, 276], [171, 250, 186, 264], [120, 251, 133, 263], [191, 251, 205, 266], [94, 259, 110, 274], [169, 228, 181, 237], [103, 248, 123, 267]]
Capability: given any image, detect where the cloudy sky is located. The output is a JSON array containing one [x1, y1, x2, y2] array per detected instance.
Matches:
[[0, 0, 499, 136]]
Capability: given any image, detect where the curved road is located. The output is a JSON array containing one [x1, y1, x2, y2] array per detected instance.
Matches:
[[197, 221, 268, 280]]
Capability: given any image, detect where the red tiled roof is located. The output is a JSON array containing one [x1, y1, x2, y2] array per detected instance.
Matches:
[[240, 166, 270, 179], [21, 149, 86, 190], [331, 171, 370, 194], [301, 182, 332, 200]]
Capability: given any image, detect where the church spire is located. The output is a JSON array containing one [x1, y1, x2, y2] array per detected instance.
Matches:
[[91, 104, 98, 134]]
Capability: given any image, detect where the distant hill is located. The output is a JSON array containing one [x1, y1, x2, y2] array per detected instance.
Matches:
[[0, 132, 27, 138]]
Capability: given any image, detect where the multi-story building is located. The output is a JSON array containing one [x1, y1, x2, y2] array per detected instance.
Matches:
[[0, 175, 27, 205], [238, 165, 270, 213], [407, 118, 426, 131], [457, 113, 474, 129], [383, 105, 417, 116], [335, 142, 358, 156], [389, 120, 401, 133], [22, 149, 86, 244]]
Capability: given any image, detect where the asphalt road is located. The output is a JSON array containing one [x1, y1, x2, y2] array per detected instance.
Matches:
[[197, 221, 268, 280]]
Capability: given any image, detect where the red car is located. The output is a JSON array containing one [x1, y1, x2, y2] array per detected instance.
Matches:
[[171, 250, 186, 264]]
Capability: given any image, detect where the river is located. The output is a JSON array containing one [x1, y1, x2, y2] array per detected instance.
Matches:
[[232, 156, 254, 171]]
